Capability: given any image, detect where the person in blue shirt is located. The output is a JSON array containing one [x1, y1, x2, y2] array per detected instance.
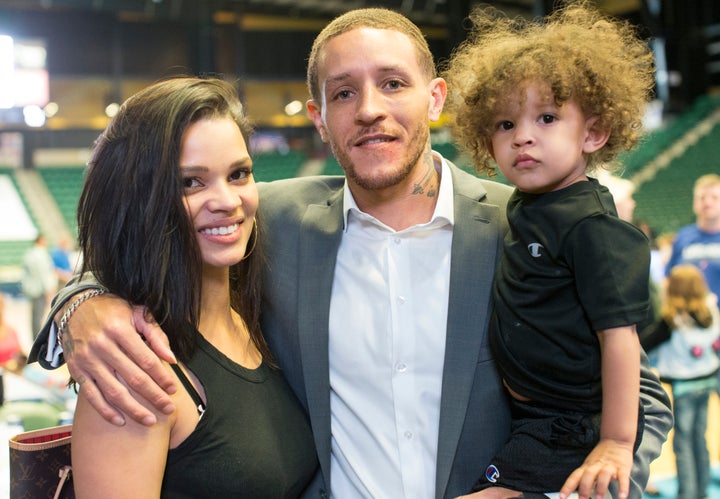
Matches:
[[666, 173, 720, 298]]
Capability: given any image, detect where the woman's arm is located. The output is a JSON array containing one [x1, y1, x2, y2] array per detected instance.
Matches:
[[72, 379, 174, 498]]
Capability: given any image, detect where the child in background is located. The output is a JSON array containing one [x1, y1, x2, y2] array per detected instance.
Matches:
[[654, 264, 720, 499], [443, 1, 657, 498]]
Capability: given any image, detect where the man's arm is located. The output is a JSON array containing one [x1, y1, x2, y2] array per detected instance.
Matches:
[[28, 273, 103, 367], [29, 273, 179, 426]]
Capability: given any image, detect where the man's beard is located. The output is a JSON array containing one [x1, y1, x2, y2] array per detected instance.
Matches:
[[328, 123, 429, 191]]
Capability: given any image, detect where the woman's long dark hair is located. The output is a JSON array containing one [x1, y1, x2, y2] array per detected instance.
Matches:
[[78, 77, 270, 363]]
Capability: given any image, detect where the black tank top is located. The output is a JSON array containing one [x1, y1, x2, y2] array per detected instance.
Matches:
[[161, 334, 317, 498]]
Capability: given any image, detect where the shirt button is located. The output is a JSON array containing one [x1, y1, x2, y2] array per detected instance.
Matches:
[[394, 237, 402, 244], [404, 430, 413, 439], [397, 295, 406, 304], [396, 362, 407, 372]]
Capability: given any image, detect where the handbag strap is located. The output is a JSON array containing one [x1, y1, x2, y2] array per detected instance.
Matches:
[[170, 363, 206, 417], [53, 465, 72, 499]]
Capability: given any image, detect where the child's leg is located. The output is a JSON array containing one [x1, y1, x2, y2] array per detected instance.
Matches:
[[473, 401, 599, 494]]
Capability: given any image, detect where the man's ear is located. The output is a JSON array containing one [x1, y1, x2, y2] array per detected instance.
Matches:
[[583, 116, 610, 154], [428, 77, 448, 123], [307, 99, 328, 142]]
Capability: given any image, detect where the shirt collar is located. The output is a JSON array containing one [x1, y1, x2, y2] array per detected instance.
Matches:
[[341, 152, 455, 232]]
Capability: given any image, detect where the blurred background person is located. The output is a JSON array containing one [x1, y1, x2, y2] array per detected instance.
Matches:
[[656, 232, 677, 283], [20, 235, 57, 339], [599, 172, 662, 349], [597, 171, 637, 223], [653, 264, 720, 499], [634, 218, 666, 288], [50, 233, 76, 287], [0, 293, 25, 406], [666, 173, 720, 297]]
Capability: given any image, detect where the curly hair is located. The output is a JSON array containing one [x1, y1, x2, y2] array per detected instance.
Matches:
[[442, 0, 655, 176]]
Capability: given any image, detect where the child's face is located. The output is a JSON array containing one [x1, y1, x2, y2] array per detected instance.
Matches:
[[489, 83, 607, 194]]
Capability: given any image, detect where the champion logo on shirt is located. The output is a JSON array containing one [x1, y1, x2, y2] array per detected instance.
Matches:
[[485, 464, 500, 483], [527, 242, 544, 258]]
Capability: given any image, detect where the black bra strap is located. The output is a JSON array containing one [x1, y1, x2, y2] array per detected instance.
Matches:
[[170, 363, 206, 416]]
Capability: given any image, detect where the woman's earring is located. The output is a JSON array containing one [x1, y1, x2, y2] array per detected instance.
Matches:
[[241, 219, 258, 260]]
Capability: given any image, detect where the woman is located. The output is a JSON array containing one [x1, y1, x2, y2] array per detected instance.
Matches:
[[70, 77, 317, 498]]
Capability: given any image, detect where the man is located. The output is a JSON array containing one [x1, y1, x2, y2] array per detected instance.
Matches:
[[666, 173, 720, 297], [21, 234, 57, 338], [31, 8, 670, 498]]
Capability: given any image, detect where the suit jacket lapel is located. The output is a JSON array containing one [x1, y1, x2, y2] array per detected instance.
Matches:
[[435, 167, 503, 498], [297, 188, 344, 490]]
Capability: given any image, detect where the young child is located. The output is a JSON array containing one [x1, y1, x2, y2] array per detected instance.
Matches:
[[654, 265, 720, 499], [443, 2, 656, 498]]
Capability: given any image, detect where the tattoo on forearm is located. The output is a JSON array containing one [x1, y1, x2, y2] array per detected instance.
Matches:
[[63, 332, 74, 359]]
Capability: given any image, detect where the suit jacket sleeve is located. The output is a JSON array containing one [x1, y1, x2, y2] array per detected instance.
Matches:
[[624, 351, 672, 498]]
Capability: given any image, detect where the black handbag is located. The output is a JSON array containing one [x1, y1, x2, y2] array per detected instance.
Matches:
[[8, 424, 74, 499]]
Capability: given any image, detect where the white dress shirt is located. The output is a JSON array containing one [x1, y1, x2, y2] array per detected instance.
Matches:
[[329, 155, 454, 498]]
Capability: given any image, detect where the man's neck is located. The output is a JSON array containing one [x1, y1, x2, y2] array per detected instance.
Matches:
[[698, 217, 720, 233], [350, 158, 442, 231]]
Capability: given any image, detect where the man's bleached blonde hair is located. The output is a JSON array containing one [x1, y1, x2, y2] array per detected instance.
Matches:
[[443, 0, 655, 176]]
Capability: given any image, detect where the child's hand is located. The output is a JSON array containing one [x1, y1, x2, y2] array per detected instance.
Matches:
[[559, 438, 634, 499]]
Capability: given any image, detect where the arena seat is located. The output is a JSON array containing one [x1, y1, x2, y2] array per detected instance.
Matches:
[[37, 166, 85, 233], [252, 151, 305, 181], [633, 111, 720, 235]]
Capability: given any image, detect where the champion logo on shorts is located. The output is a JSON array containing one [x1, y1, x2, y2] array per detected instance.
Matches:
[[485, 464, 500, 483]]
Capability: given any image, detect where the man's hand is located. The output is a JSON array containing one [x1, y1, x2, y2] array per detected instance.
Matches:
[[559, 438, 634, 499], [62, 294, 178, 426]]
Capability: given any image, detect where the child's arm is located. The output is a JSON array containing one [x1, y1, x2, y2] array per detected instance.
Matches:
[[560, 326, 640, 499]]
